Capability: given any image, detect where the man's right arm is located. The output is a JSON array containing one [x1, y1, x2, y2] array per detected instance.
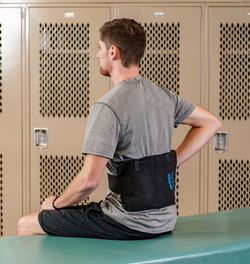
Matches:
[[175, 104, 221, 167], [40, 154, 108, 211]]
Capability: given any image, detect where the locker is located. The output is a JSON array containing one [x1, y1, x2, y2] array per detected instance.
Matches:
[[0, 8, 22, 236], [117, 6, 202, 216], [208, 7, 250, 212], [29, 8, 110, 212]]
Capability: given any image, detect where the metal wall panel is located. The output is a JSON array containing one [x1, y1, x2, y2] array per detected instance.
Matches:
[[29, 8, 110, 212], [0, 8, 22, 236], [208, 7, 250, 212], [117, 6, 201, 216]]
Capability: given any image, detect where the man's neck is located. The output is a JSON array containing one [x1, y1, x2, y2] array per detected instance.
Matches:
[[111, 64, 140, 86]]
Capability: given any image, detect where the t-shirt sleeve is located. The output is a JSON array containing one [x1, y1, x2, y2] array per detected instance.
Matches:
[[172, 93, 196, 128], [82, 102, 121, 159]]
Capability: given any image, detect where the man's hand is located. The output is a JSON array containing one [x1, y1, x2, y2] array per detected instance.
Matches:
[[40, 196, 57, 212], [176, 104, 221, 167]]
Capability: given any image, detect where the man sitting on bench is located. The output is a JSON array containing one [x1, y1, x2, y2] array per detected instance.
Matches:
[[17, 18, 221, 239]]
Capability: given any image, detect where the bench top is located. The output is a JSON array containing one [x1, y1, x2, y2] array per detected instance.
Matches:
[[1, 207, 250, 264]]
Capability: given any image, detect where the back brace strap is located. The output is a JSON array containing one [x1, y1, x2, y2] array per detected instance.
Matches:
[[108, 150, 176, 212]]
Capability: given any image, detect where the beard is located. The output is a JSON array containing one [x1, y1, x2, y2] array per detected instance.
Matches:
[[100, 66, 111, 77]]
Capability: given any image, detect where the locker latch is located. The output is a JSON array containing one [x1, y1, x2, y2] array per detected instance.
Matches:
[[34, 128, 48, 149], [213, 131, 228, 153]]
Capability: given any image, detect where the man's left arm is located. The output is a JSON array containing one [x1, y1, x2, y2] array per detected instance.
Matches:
[[40, 154, 108, 211], [176, 104, 221, 167]]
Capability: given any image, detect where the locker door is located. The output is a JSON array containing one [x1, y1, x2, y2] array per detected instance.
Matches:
[[208, 8, 250, 212], [118, 7, 201, 216], [0, 8, 22, 236], [29, 8, 110, 212]]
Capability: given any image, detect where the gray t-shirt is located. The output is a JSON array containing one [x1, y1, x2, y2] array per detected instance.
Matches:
[[82, 75, 196, 234]]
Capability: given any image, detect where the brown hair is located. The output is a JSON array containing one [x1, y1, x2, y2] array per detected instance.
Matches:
[[99, 18, 146, 68]]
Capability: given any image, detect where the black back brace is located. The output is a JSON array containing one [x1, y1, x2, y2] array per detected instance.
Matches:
[[108, 150, 176, 212]]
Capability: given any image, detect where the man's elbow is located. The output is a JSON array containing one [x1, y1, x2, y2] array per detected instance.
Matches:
[[80, 177, 101, 193], [215, 117, 222, 131], [211, 116, 222, 133]]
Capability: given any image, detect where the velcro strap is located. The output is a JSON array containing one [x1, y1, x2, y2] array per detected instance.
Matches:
[[165, 153, 170, 162], [134, 161, 140, 171], [108, 174, 133, 195]]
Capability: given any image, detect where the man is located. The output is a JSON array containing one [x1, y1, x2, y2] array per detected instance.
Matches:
[[17, 18, 221, 239]]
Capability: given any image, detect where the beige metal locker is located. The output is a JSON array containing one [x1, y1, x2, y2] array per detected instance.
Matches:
[[0, 8, 22, 236], [117, 6, 202, 216], [29, 8, 110, 212], [208, 7, 250, 213]]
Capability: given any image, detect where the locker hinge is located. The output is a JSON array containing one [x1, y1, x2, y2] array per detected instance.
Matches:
[[21, 8, 25, 19], [109, 8, 112, 21]]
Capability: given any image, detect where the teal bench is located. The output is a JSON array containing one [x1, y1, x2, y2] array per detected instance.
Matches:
[[1, 207, 250, 264]]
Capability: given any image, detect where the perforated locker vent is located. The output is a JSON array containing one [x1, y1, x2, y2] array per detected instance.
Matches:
[[0, 23, 2, 114], [39, 23, 90, 118], [219, 23, 250, 121], [218, 159, 250, 211], [0, 154, 3, 236], [140, 23, 180, 95], [40, 155, 89, 205], [175, 167, 180, 216]]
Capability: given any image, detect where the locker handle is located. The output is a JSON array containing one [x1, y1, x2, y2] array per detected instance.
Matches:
[[213, 131, 228, 153], [34, 128, 48, 149]]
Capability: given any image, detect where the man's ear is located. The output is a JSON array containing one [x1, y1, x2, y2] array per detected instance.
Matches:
[[110, 45, 120, 60]]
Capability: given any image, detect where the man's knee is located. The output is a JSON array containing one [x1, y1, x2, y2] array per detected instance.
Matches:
[[17, 212, 45, 236], [17, 216, 29, 236]]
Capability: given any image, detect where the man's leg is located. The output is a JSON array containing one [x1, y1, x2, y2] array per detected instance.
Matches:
[[17, 212, 47, 236]]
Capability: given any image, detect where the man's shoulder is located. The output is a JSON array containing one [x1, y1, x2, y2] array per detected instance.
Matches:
[[95, 76, 177, 109], [96, 79, 136, 105], [95, 85, 122, 106]]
